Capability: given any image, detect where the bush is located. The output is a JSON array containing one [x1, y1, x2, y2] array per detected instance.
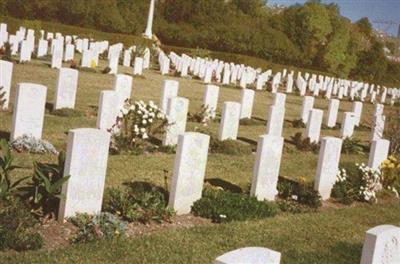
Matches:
[[103, 186, 174, 224], [332, 162, 390, 204], [292, 119, 306, 128], [191, 188, 278, 223], [11, 135, 58, 155], [0, 198, 43, 251], [277, 177, 322, 209], [50, 108, 82, 117], [110, 100, 168, 154], [70, 212, 127, 244], [290, 132, 320, 153]]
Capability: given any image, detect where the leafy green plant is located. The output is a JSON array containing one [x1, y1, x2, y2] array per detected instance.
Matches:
[[290, 132, 320, 153], [191, 188, 278, 223], [103, 186, 174, 224], [18, 151, 69, 217], [341, 137, 364, 155], [70, 212, 127, 244], [0, 139, 25, 199], [0, 198, 43, 251]]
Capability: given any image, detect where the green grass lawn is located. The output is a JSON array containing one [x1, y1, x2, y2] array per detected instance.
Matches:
[[0, 18, 399, 264]]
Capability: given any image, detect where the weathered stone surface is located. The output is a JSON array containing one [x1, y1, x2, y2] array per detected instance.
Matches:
[[163, 97, 189, 146], [58, 128, 111, 221], [168, 132, 210, 214], [360, 225, 400, 264], [214, 247, 281, 264], [314, 137, 343, 200], [54, 68, 79, 109], [218, 102, 241, 141], [251, 135, 284, 201], [11, 83, 47, 140]]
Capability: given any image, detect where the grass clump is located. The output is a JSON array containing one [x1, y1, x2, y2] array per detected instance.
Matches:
[[191, 188, 278, 223]]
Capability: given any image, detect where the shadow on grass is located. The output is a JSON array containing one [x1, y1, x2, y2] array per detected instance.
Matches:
[[237, 136, 257, 148], [45, 102, 54, 112], [205, 178, 243, 193], [0, 131, 10, 141]]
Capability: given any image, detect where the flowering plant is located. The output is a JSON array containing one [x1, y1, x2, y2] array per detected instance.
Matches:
[[333, 162, 399, 204], [188, 104, 215, 126], [110, 100, 168, 153], [380, 155, 400, 197]]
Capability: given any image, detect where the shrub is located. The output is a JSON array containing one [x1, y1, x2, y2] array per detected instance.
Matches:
[[0, 198, 43, 251], [341, 137, 364, 155], [380, 155, 400, 197], [11, 135, 58, 155], [50, 108, 82, 117], [103, 186, 174, 224], [191, 188, 278, 223], [277, 177, 322, 209], [70, 212, 127, 244], [292, 119, 306, 128], [18, 152, 69, 218], [188, 104, 215, 126], [332, 162, 392, 204], [290, 132, 320, 153], [110, 100, 168, 154]]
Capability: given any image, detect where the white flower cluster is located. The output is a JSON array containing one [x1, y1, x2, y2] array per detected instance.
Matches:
[[113, 100, 166, 141], [201, 105, 215, 126], [357, 163, 382, 202], [336, 168, 347, 183]]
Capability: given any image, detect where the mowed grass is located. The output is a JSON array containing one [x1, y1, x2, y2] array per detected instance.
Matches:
[[2, 201, 400, 263], [0, 53, 393, 191]]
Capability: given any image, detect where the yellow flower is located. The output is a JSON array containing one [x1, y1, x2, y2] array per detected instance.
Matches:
[[90, 59, 97, 68], [389, 163, 395, 169], [115, 230, 120, 235], [299, 176, 306, 183]]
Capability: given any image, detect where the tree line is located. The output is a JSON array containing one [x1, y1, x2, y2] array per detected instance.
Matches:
[[0, 0, 399, 86]]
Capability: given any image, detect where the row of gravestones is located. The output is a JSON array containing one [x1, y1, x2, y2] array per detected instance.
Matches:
[[162, 50, 400, 106], [0, 23, 150, 77], [213, 225, 400, 264], [3, 62, 391, 214]]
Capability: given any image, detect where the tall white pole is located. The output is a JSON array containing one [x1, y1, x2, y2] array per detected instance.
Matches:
[[144, 0, 155, 38]]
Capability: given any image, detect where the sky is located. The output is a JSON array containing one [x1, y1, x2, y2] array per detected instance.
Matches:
[[268, 0, 400, 37]]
